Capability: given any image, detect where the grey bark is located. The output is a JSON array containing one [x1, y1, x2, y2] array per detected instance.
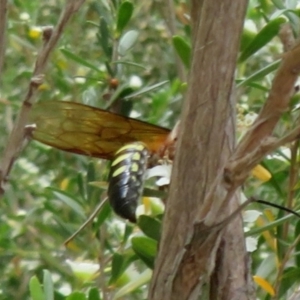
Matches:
[[148, 1, 253, 299]]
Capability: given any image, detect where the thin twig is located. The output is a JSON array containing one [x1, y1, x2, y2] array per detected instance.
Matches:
[[0, 0, 86, 196], [64, 197, 107, 246], [256, 199, 300, 219], [203, 196, 254, 231], [226, 122, 300, 187], [273, 234, 300, 299], [202, 42, 300, 230], [204, 121, 300, 227], [283, 140, 299, 240]]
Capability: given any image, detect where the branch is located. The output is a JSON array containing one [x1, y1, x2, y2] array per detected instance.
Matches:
[[274, 233, 300, 298], [226, 122, 300, 188], [0, 0, 86, 196], [279, 23, 295, 52], [232, 41, 300, 162], [218, 40, 300, 192], [199, 106, 300, 239]]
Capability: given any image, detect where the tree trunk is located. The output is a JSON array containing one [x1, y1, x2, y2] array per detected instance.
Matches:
[[148, 1, 254, 300]]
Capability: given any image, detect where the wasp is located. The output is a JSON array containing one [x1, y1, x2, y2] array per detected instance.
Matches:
[[29, 100, 300, 229], [29, 101, 177, 222]]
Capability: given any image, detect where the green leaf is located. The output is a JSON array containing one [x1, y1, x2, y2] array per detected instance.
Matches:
[[40, 252, 72, 278], [49, 188, 86, 219], [240, 28, 256, 52], [131, 236, 157, 269], [54, 291, 65, 300], [270, 8, 295, 19], [66, 291, 87, 300], [29, 276, 45, 300], [112, 60, 146, 69], [137, 215, 161, 241], [60, 48, 101, 72], [98, 18, 112, 58], [77, 173, 86, 200], [124, 80, 169, 99], [113, 269, 152, 299], [88, 288, 101, 300], [103, 82, 130, 108], [116, 1, 134, 34], [43, 270, 54, 300], [278, 267, 300, 298], [143, 187, 167, 199], [109, 253, 126, 284], [255, 253, 276, 279], [239, 17, 286, 62], [295, 221, 300, 267], [236, 81, 269, 91], [246, 209, 300, 236], [172, 35, 191, 68], [118, 30, 139, 56], [87, 161, 96, 199], [93, 200, 112, 229], [237, 60, 280, 88], [122, 222, 134, 244]]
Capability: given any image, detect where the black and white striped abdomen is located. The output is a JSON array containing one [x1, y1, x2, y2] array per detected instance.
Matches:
[[108, 142, 149, 222]]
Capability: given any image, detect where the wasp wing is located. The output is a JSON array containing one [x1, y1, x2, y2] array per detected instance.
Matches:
[[29, 101, 170, 160]]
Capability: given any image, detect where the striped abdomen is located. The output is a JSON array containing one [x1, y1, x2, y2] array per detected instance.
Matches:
[[108, 142, 149, 222]]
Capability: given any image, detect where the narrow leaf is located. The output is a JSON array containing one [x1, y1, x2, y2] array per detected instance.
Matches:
[[172, 35, 191, 68], [60, 48, 100, 72], [113, 269, 152, 299], [116, 1, 134, 33], [246, 211, 300, 236], [43, 270, 54, 300], [138, 215, 161, 241], [29, 276, 45, 300], [253, 275, 275, 296], [118, 30, 139, 56], [295, 221, 300, 267], [251, 164, 272, 182], [66, 292, 87, 300], [239, 17, 286, 62], [124, 80, 169, 99], [49, 188, 86, 219], [240, 28, 256, 52], [278, 267, 300, 298], [131, 236, 157, 269], [112, 60, 146, 69], [237, 60, 280, 88], [88, 288, 101, 300], [99, 18, 112, 58], [109, 253, 125, 284], [93, 200, 112, 229]]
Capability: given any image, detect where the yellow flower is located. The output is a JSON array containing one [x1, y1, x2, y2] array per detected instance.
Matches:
[[28, 27, 42, 39]]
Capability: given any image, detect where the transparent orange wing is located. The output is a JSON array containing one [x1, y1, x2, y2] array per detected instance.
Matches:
[[29, 101, 170, 160]]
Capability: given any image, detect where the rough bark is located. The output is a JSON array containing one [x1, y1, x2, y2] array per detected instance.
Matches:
[[148, 1, 251, 300]]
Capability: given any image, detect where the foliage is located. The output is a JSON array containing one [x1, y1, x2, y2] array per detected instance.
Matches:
[[2, 0, 300, 299]]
